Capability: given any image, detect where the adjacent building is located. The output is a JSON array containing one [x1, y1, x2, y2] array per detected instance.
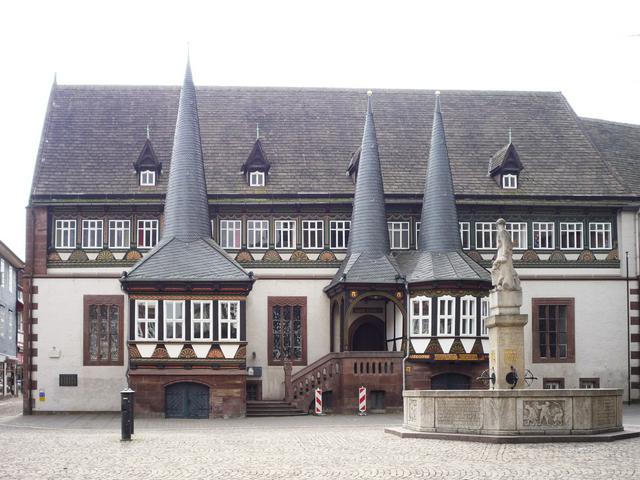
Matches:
[[22, 63, 640, 416], [0, 240, 24, 396]]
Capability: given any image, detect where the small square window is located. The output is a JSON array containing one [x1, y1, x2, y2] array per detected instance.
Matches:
[[140, 170, 156, 186], [249, 171, 265, 187], [502, 174, 517, 189]]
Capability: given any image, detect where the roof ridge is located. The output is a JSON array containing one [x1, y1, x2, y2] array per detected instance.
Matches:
[[581, 116, 640, 128], [29, 78, 58, 202], [125, 236, 176, 276]]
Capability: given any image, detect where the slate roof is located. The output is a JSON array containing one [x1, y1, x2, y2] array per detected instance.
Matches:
[[125, 236, 249, 282], [122, 62, 250, 284], [418, 94, 461, 253], [327, 94, 402, 290], [31, 87, 631, 199], [488, 142, 523, 176], [394, 250, 491, 284], [580, 117, 640, 193]]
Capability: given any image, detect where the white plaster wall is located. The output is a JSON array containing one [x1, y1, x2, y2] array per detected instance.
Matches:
[[32, 276, 126, 411], [245, 271, 332, 400], [520, 279, 629, 398]]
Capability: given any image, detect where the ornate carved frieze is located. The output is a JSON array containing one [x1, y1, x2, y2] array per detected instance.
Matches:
[[262, 249, 282, 262], [520, 249, 540, 263], [125, 249, 143, 261], [207, 345, 225, 359], [577, 249, 596, 263], [67, 249, 89, 262], [289, 249, 310, 262], [128, 344, 141, 359], [235, 249, 254, 263], [470, 339, 484, 354], [425, 339, 444, 354], [548, 250, 567, 263], [606, 249, 619, 261], [407, 399, 417, 422], [411, 289, 488, 298], [151, 344, 169, 359], [523, 400, 565, 427], [95, 249, 115, 262], [317, 250, 337, 262], [47, 250, 62, 262], [449, 339, 466, 354], [178, 345, 197, 359], [234, 345, 247, 359]]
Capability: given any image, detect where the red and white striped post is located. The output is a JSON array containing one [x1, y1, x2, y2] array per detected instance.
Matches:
[[358, 386, 367, 416], [314, 388, 323, 415]]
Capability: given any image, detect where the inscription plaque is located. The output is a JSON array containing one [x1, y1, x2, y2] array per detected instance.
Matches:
[[436, 398, 482, 429], [592, 397, 616, 428]]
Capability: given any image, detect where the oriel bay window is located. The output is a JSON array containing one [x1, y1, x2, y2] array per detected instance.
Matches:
[[532, 298, 575, 363], [191, 300, 213, 340], [84, 295, 124, 365], [219, 300, 240, 341], [411, 296, 431, 336], [268, 297, 307, 365], [480, 297, 489, 335], [135, 299, 157, 340], [164, 300, 185, 340], [437, 296, 455, 336]]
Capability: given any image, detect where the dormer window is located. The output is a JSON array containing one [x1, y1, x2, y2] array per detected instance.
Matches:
[[140, 170, 156, 186], [241, 138, 270, 187], [502, 174, 517, 189], [249, 171, 265, 187], [133, 137, 162, 187]]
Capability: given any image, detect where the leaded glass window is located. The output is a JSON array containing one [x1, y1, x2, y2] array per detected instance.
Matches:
[[84, 295, 123, 365], [269, 297, 306, 365]]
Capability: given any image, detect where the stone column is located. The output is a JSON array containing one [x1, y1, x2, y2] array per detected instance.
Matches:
[[486, 288, 528, 389]]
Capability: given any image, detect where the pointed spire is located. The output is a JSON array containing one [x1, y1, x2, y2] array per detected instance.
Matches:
[[347, 91, 390, 256], [162, 58, 211, 241], [418, 92, 461, 252]]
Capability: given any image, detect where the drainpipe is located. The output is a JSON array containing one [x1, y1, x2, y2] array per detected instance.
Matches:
[[400, 277, 410, 394]]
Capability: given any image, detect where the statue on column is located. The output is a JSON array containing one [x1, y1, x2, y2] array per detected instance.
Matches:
[[491, 218, 521, 291]]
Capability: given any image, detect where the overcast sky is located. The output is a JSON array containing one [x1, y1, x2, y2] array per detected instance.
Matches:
[[1, 0, 638, 259]]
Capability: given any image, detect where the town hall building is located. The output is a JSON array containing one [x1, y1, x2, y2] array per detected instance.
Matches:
[[22, 60, 640, 417]]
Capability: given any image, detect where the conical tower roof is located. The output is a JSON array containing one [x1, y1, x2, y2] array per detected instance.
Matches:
[[122, 60, 250, 285], [418, 93, 461, 252], [163, 59, 211, 241], [347, 93, 390, 256], [327, 93, 402, 291]]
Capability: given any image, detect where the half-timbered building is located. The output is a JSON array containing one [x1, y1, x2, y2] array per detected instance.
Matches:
[[22, 61, 640, 417]]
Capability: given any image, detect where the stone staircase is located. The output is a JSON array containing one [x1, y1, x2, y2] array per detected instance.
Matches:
[[245, 400, 307, 417]]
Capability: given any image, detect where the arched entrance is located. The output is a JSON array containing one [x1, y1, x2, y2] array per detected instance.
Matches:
[[431, 373, 471, 390], [349, 315, 385, 351], [165, 382, 210, 418]]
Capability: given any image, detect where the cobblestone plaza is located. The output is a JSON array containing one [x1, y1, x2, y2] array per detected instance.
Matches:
[[1, 398, 639, 479]]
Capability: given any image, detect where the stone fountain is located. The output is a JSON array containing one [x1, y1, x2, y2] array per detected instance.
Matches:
[[386, 219, 637, 442]]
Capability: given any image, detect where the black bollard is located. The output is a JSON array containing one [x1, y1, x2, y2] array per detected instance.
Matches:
[[121, 388, 135, 441]]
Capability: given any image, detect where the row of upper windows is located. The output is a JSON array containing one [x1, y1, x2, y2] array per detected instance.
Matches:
[[135, 299, 240, 342], [52, 217, 614, 252], [410, 296, 490, 338], [0, 259, 16, 293]]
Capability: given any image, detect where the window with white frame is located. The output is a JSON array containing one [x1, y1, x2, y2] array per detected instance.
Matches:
[[459, 222, 470, 249], [82, 220, 103, 249], [140, 170, 156, 186], [388, 221, 410, 249], [108, 220, 130, 249], [249, 171, 265, 187], [8, 266, 13, 293], [191, 300, 213, 340], [460, 296, 476, 336], [219, 300, 240, 341], [0, 259, 4, 288], [135, 300, 157, 340], [302, 220, 324, 249], [415, 221, 421, 248], [137, 219, 158, 248], [55, 219, 77, 249], [163, 300, 184, 340], [506, 222, 527, 250], [410, 296, 431, 336], [533, 222, 554, 249], [330, 220, 350, 249], [560, 222, 583, 250], [275, 220, 296, 249], [437, 296, 455, 336], [502, 174, 517, 189], [247, 220, 269, 249], [480, 297, 489, 335], [475, 222, 497, 249], [219, 220, 242, 249], [589, 222, 612, 250]]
